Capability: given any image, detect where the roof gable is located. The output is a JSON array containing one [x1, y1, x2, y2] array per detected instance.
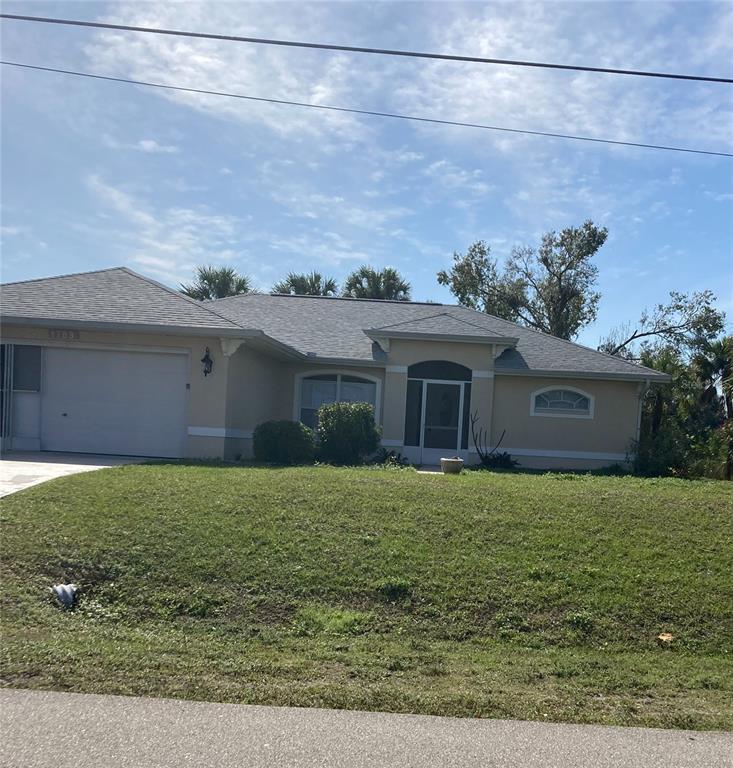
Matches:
[[366, 312, 517, 343], [210, 293, 667, 380], [0, 267, 240, 331]]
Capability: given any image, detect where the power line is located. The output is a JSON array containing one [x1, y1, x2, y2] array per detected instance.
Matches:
[[2, 13, 731, 84], [3, 61, 731, 158]]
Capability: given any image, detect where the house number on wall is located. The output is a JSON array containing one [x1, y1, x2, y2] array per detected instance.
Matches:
[[48, 329, 80, 341]]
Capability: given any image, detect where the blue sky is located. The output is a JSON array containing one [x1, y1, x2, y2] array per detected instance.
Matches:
[[1, 1, 731, 347]]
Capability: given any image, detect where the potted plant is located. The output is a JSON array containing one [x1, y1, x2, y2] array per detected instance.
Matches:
[[440, 456, 464, 474]]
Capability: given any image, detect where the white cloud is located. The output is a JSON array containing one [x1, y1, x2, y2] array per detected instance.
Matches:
[[137, 139, 179, 154], [424, 160, 492, 196], [396, 3, 732, 153], [103, 135, 179, 154], [83, 3, 378, 141], [85, 174, 249, 284], [270, 184, 412, 230]]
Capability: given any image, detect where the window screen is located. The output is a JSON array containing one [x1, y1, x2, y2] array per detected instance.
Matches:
[[13, 345, 41, 392], [534, 389, 590, 414], [299, 374, 377, 429]]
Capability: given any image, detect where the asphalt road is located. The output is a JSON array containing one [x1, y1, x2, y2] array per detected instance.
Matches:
[[1, 689, 730, 768]]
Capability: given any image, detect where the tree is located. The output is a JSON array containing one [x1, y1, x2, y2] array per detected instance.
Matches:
[[180, 265, 251, 300], [273, 271, 338, 296], [694, 335, 733, 419], [343, 266, 411, 301], [634, 342, 729, 478], [598, 291, 725, 359], [438, 220, 607, 340]]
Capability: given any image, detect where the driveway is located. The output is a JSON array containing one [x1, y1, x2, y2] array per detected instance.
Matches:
[[1, 689, 730, 768], [0, 452, 141, 497]]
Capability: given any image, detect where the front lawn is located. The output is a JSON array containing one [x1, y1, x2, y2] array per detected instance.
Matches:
[[1, 465, 731, 729]]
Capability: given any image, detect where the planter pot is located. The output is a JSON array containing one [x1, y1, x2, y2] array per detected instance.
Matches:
[[440, 457, 464, 474]]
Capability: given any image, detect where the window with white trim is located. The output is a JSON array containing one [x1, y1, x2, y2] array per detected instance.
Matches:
[[299, 374, 377, 429], [532, 388, 592, 417]]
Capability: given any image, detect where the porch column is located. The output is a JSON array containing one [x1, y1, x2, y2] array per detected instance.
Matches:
[[381, 366, 408, 447], [468, 370, 494, 459]]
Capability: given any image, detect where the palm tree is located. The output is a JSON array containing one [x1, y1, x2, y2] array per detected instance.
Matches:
[[272, 271, 338, 296], [342, 266, 411, 301], [180, 266, 251, 300], [695, 335, 733, 419]]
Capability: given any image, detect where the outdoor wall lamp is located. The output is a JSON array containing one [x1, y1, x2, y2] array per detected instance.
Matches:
[[201, 347, 214, 377]]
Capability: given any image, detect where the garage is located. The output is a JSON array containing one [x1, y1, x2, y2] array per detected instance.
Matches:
[[4, 345, 189, 458]]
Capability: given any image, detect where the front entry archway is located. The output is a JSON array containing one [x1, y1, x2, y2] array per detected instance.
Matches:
[[402, 361, 472, 465]]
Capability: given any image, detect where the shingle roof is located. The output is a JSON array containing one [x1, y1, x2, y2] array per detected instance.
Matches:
[[367, 312, 515, 341], [0, 267, 240, 330], [210, 293, 667, 380], [0, 268, 666, 381]]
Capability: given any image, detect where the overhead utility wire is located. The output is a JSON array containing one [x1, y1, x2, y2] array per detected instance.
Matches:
[[1, 13, 731, 84], [3, 61, 731, 158]]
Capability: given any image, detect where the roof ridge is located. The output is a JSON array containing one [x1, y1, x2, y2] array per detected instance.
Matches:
[[117, 267, 242, 328], [368, 311, 453, 331], [0, 265, 125, 287], [441, 309, 512, 334], [455, 304, 663, 376], [212, 293, 443, 306]]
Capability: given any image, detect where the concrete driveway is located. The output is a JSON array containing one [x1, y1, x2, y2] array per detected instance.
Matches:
[[0, 452, 141, 497], [1, 689, 731, 768]]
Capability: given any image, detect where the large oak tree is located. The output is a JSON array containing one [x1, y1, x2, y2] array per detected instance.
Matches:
[[437, 220, 608, 340]]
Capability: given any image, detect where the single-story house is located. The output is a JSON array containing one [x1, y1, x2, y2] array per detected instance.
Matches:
[[0, 267, 669, 468]]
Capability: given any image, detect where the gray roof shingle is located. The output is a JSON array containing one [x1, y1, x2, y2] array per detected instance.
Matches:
[[367, 312, 515, 341], [0, 268, 666, 380], [0, 267, 240, 330], [210, 293, 666, 380]]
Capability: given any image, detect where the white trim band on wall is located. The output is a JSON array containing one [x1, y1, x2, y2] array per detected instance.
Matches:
[[188, 427, 253, 439], [385, 365, 408, 374], [468, 447, 627, 461], [471, 370, 494, 379]]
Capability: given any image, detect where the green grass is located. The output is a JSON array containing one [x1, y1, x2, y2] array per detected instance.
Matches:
[[1, 464, 732, 730]]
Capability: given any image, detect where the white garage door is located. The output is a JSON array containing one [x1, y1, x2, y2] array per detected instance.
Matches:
[[41, 348, 188, 458]]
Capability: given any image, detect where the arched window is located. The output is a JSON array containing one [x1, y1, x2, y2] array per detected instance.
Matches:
[[530, 387, 594, 418], [407, 360, 472, 381], [297, 373, 378, 429]]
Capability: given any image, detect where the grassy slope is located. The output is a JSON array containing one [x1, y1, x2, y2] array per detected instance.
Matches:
[[1, 465, 731, 730]]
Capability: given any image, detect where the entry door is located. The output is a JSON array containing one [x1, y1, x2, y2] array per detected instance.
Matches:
[[421, 382, 462, 464]]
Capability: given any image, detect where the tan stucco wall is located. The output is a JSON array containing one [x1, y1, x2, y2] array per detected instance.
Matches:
[[386, 339, 495, 371], [3, 324, 643, 468], [225, 345, 290, 430], [1, 324, 229, 458], [382, 370, 407, 443], [491, 375, 640, 457]]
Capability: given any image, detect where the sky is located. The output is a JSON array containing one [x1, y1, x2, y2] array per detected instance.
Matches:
[[1, 0, 731, 348]]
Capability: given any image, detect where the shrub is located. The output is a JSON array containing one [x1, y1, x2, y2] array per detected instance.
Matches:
[[373, 448, 411, 468], [478, 451, 519, 470], [253, 420, 315, 465], [317, 402, 380, 465]]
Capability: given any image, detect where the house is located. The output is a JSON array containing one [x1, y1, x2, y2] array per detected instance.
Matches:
[[0, 267, 669, 468]]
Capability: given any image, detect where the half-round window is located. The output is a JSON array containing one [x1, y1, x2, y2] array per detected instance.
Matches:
[[531, 387, 593, 418], [299, 373, 377, 429], [407, 360, 472, 381]]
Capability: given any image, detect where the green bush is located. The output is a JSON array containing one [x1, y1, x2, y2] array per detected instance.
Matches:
[[317, 402, 380, 465], [253, 420, 315, 465]]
